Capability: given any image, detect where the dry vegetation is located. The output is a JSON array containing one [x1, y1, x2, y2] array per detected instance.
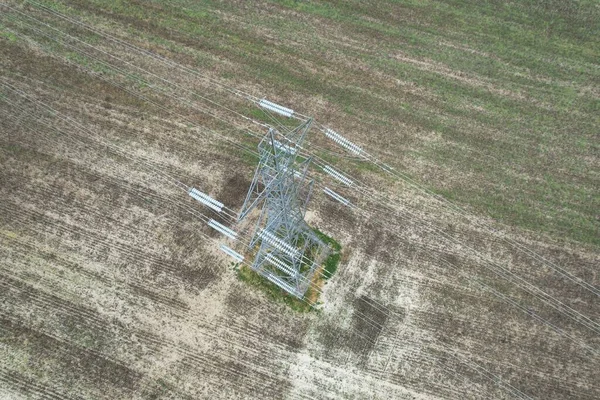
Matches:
[[1, 0, 599, 399]]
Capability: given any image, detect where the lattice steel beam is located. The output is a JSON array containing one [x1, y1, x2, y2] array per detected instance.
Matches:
[[238, 119, 329, 298]]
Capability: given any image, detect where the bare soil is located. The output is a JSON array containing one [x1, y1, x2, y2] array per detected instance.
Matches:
[[1, 1, 598, 399]]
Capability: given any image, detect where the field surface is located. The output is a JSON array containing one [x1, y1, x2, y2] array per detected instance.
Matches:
[[1, 1, 599, 399]]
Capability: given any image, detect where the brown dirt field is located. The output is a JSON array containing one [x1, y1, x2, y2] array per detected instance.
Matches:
[[1, 1, 598, 399]]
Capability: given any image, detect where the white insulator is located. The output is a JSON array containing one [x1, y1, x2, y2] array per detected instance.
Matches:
[[259, 99, 294, 118], [208, 219, 237, 240], [259, 230, 300, 259], [323, 166, 353, 186], [265, 254, 296, 276], [189, 188, 223, 212], [219, 244, 244, 262], [324, 128, 363, 155], [265, 272, 298, 296], [323, 187, 351, 207], [190, 188, 224, 209]]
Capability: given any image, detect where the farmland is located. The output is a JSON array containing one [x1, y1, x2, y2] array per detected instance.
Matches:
[[1, 1, 599, 399]]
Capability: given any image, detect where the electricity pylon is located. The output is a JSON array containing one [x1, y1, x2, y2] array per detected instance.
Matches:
[[238, 119, 329, 298]]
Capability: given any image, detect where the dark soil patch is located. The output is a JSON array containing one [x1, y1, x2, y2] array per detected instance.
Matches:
[[317, 296, 395, 360], [0, 316, 143, 394], [319, 199, 357, 232], [174, 261, 219, 291], [352, 295, 390, 348], [317, 320, 366, 358], [218, 172, 251, 210]]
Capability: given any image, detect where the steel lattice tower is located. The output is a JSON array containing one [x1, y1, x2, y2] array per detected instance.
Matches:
[[238, 119, 329, 298]]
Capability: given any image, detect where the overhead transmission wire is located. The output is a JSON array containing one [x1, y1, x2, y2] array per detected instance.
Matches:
[[230, 122, 600, 350], [297, 141, 600, 339], [0, 82, 324, 305], [6, 0, 359, 173], [2, 74, 283, 243], [0, 83, 236, 225], [3, 100, 529, 399], [18, 0, 596, 390], [26, 0, 596, 299], [10, 78, 584, 362], [1, 10, 333, 239], [314, 117, 600, 298], [11, 1, 268, 130], [17, 0, 300, 115], [308, 143, 600, 342], [0, 43, 533, 400], [0, 42, 541, 400], [37, 0, 599, 305], [17, 0, 367, 161], [0, 14, 255, 216], [2, 75, 461, 345], [337, 194, 600, 354], [239, 68, 598, 306], [4, 8, 596, 356], [1, 5, 269, 141], [12, 1, 263, 104], [0, 80, 242, 227], [287, 132, 600, 314], [7, 1, 324, 164], [0, 19, 264, 240], [2, 2, 368, 179], [1, 38, 534, 400], [10, 8, 598, 348], [0, 12, 572, 396], [0, 141, 287, 400], [348, 194, 600, 340]]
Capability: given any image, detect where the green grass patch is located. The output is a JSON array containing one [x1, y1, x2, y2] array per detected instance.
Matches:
[[313, 228, 342, 279], [0, 28, 18, 42]]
